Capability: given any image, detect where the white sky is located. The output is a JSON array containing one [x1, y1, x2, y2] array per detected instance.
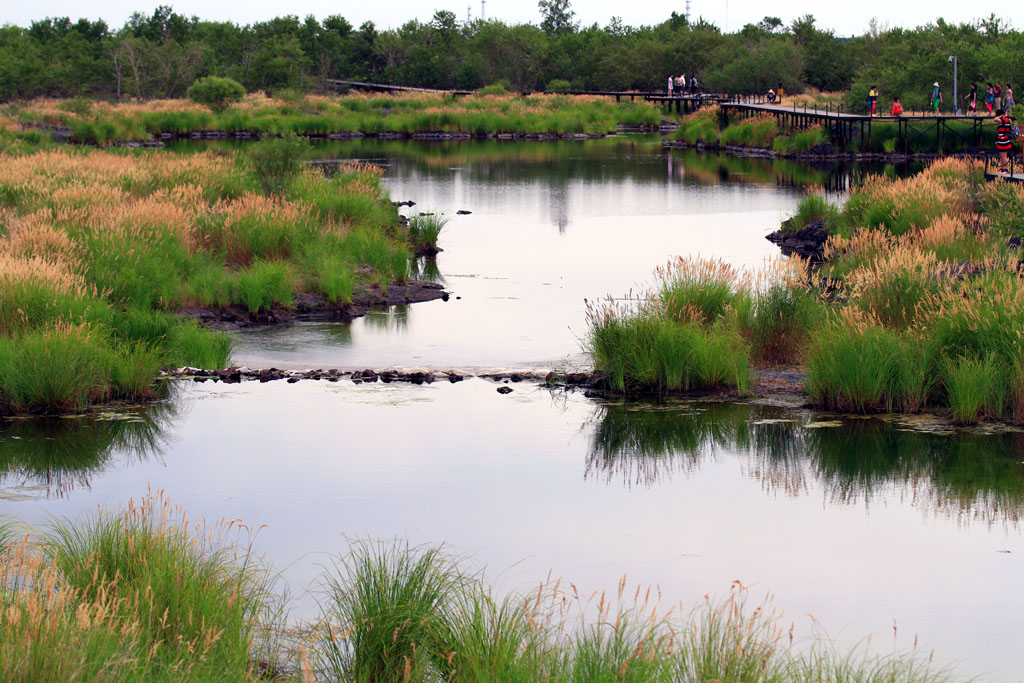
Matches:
[[2, 0, 1017, 38]]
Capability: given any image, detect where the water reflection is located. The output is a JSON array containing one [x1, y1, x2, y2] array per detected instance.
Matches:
[[172, 136, 921, 196], [587, 400, 1024, 526], [0, 401, 176, 498]]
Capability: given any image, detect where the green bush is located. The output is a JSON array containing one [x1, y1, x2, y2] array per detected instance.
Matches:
[[187, 76, 246, 113], [248, 132, 309, 197]]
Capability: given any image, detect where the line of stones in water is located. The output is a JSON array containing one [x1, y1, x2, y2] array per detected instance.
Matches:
[[162, 366, 592, 390]]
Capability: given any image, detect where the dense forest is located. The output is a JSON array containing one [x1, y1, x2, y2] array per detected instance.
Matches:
[[1, 3, 1023, 111]]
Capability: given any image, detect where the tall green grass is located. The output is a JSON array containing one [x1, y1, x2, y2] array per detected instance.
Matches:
[[806, 319, 934, 413], [407, 213, 447, 256], [587, 311, 749, 395], [943, 354, 1005, 425], [316, 539, 467, 682]]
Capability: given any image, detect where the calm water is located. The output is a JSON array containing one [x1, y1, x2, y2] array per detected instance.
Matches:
[[233, 138, 807, 370], [3, 141, 1020, 679], [2, 381, 1022, 679]]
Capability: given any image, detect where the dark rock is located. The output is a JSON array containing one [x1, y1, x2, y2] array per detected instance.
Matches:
[[809, 142, 836, 156], [1008, 236, 1022, 250], [456, 210, 472, 215], [497, 386, 513, 394], [448, 373, 465, 383], [193, 377, 207, 383], [286, 377, 300, 384], [765, 219, 829, 263]]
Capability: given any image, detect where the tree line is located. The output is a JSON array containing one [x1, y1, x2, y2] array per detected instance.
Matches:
[[1, 3, 1021, 112]]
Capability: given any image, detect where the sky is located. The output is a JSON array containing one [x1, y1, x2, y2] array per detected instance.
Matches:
[[2, 0, 1016, 37]]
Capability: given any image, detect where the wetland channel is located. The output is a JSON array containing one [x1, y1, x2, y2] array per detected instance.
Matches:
[[2, 137, 1020, 680]]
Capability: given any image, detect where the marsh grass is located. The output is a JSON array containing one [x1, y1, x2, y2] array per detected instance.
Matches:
[[806, 314, 933, 413], [316, 539, 468, 682], [310, 542, 958, 683], [18, 93, 662, 140], [407, 213, 447, 256], [586, 302, 749, 396], [0, 144, 415, 413], [787, 191, 839, 232], [943, 354, 1005, 425], [0, 494, 279, 681]]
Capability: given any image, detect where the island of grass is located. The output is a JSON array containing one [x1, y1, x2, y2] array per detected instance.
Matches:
[[0, 125, 444, 415], [12, 91, 665, 144], [587, 158, 1024, 425]]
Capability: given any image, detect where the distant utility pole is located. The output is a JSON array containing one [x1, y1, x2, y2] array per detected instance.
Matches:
[[481, 0, 486, 21], [467, 4, 472, 23], [685, 0, 691, 23]]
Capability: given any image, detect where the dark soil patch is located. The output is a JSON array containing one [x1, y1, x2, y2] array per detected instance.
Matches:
[[182, 280, 448, 331]]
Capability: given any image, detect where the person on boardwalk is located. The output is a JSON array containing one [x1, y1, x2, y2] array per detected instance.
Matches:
[[667, 75, 674, 97], [677, 74, 687, 93], [931, 82, 943, 114], [868, 86, 879, 116], [985, 84, 995, 114], [767, 88, 776, 103], [994, 108, 1015, 174], [690, 75, 698, 95], [1005, 84, 1015, 111], [966, 83, 978, 114], [890, 97, 904, 117], [995, 83, 1003, 109]]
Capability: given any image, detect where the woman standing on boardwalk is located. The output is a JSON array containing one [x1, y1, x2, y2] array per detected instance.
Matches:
[[985, 84, 995, 114], [1005, 84, 1015, 111], [994, 108, 1015, 174]]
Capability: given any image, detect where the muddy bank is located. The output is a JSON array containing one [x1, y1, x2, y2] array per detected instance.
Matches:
[[182, 280, 448, 331]]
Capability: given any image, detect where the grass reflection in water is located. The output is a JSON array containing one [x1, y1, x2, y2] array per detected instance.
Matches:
[[0, 399, 176, 497], [587, 400, 1024, 526]]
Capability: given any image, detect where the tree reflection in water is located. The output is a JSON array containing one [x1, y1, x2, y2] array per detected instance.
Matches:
[[586, 400, 1024, 527]]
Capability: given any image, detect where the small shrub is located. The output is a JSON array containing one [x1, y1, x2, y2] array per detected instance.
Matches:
[[248, 132, 309, 197], [188, 76, 246, 113]]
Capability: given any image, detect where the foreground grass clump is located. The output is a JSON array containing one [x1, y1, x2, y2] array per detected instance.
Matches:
[[0, 137, 418, 414], [0, 506, 965, 682], [1, 495, 279, 681], [16, 92, 663, 140], [309, 539, 958, 683]]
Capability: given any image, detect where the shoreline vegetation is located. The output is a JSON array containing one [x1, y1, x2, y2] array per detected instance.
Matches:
[[586, 157, 1024, 426], [8, 93, 666, 145], [0, 493, 961, 682], [0, 121, 444, 416], [666, 104, 1024, 160]]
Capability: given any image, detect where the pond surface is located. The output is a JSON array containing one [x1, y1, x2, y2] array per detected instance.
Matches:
[[233, 138, 807, 370], [4, 141, 1020, 680], [2, 380, 1022, 680]]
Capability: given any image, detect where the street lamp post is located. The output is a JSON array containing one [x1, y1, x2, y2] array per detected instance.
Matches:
[[948, 55, 959, 114]]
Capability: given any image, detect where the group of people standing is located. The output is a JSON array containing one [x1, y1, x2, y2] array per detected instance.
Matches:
[[964, 83, 1015, 114], [667, 74, 699, 96], [865, 82, 1017, 117]]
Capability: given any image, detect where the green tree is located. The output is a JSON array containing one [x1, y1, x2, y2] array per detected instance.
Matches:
[[538, 0, 577, 36]]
